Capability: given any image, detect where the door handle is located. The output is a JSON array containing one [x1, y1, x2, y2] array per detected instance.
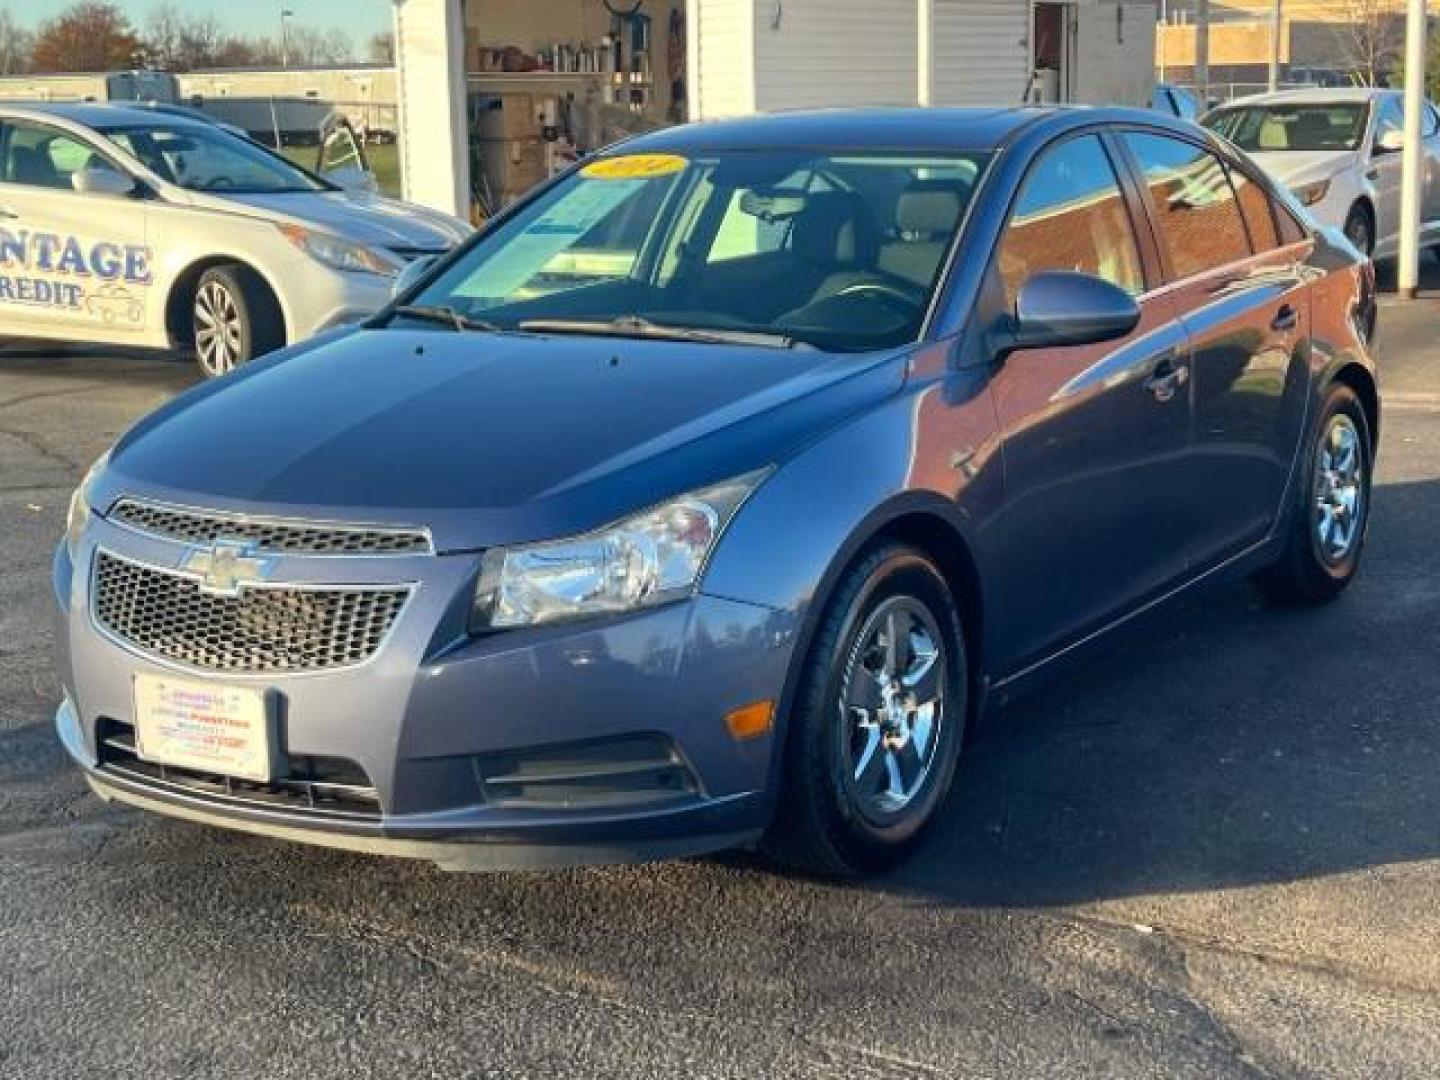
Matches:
[[1271, 304, 1299, 333], [1144, 356, 1189, 404]]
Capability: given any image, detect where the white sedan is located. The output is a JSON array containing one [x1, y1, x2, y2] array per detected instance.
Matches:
[[0, 103, 471, 376], [1204, 87, 1440, 261]]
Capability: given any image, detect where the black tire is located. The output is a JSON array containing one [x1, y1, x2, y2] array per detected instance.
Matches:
[[192, 264, 285, 378], [1343, 203, 1374, 258], [762, 544, 967, 877], [1253, 383, 1373, 605]]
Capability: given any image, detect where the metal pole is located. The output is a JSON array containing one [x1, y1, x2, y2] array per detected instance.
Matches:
[[1268, 0, 1282, 92], [1195, 0, 1210, 106], [1158, 0, 1167, 82], [918, 0, 934, 106], [1397, 0, 1427, 299]]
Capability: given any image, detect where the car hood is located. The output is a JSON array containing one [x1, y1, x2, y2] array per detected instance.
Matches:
[[204, 190, 472, 250], [1243, 148, 1359, 188], [99, 330, 907, 552]]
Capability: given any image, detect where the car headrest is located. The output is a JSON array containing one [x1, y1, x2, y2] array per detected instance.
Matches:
[[896, 180, 966, 237], [10, 146, 59, 187], [792, 192, 879, 267]]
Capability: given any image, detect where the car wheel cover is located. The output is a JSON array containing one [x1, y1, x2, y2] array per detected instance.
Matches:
[[840, 595, 946, 820], [1314, 412, 1365, 564], [195, 281, 243, 375]]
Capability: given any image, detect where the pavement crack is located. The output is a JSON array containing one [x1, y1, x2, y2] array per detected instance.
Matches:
[[0, 382, 109, 413], [1175, 949, 1279, 1080], [288, 901, 954, 1077], [1060, 910, 1439, 1002], [0, 423, 83, 473]]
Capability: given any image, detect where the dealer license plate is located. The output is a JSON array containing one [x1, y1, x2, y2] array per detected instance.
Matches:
[[132, 674, 274, 782]]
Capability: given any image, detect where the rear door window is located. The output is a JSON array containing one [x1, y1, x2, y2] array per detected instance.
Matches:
[[0, 120, 105, 190], [1123, 132, 1253, 279]]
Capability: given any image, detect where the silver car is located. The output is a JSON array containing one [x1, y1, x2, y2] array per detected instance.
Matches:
[[0, 103, 471, 376], [1204, 88, 1440, 260]]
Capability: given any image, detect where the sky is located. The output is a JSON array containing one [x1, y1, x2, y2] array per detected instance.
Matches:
[[19, 0, 393, 43]]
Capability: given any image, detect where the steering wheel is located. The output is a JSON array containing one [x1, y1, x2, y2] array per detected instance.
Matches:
[[206, 176, 237, 190], [830, 281, 925, 315]]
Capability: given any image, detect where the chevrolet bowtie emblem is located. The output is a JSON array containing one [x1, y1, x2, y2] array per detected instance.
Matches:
[[182, 539, 276, 598]]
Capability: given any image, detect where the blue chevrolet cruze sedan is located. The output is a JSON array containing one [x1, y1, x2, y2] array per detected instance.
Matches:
[[56, 108, 1379, 876]]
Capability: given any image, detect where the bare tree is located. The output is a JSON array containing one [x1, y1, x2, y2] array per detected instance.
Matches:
[[1331, 0, 1406, 86], [175, 13, 223, 70], [0, 7, 34, 75], [142, 2, 182, 69], [367, 29, 394, 65]]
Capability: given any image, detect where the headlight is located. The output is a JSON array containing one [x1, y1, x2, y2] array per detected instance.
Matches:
[[471, 471, 768, 631], [278, 223, 399, 277], [65, 451, 109, 559], [1291, 178, 1331, 207]]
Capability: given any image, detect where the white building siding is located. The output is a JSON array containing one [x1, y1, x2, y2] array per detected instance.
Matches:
[[931, 0, 1032, 107], [1072, 2, 1156, 106], [752, 0, 918, 112], [691, 0, 755, 117]]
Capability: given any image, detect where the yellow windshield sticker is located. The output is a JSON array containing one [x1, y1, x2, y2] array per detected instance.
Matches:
[[581, 153, 687, 180]]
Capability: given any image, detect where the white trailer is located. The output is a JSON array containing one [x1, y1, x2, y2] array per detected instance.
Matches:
[[0, 71, 179, 104], [687, 0, 1157, 117]]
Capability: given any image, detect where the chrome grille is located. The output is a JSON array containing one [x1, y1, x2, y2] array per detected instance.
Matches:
[[108, 499, 432, 556], [93, 552, 409, 673]]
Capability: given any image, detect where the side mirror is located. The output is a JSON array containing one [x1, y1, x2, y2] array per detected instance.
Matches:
[[72, 164, 136, 197], [1375, 128, 1405, 154], [1002, 271, 1141, 354], [391, 254, 437, 300]]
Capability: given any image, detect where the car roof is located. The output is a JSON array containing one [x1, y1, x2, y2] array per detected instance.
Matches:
[[1218, 87, 1394, 108], [0, 101, 209, 131], [615, 107, 1058, 154], [613, 106, 1207, 156]]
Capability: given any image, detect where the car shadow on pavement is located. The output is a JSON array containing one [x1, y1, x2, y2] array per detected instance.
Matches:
[[886, 473, 1440, 908]]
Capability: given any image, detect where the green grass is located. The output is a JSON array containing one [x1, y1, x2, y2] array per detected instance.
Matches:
[[281, 142, 402, 198]]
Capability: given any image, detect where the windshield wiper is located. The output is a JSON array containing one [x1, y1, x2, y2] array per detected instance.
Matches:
[[392, 304, 501, 332], [517, 315, 800, 349]]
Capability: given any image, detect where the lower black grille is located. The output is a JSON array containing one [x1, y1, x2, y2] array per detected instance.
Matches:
[[475, 736, 698, 811], [96, 716, 382, 819]]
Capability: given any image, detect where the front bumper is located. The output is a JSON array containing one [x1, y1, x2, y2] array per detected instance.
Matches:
[[54, 513, 798, 870], [281, 264, 395, 340]]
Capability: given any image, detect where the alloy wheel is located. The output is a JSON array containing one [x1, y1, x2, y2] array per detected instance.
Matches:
[[195, 281, 244, 376], [1314, 412, 1365, 564], [840, 596, 946, 820]]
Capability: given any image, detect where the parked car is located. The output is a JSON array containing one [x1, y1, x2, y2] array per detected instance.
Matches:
[[1203, 87, 1440, 260], [1152, 83, 1201, 121], [125, 100, 251, 142], [0, 103, 471, 376], [56, 107, 1379, 877]]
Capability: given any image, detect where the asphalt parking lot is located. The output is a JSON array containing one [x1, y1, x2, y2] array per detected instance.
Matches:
[[3, 272, 1439, 1078]]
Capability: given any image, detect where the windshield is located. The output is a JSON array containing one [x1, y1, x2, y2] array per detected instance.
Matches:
[[101, 122, 326, 194], [1204, 103, 1368, 152], [407, 149, 989, 352]]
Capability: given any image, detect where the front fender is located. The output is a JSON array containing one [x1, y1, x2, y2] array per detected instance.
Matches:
[[701, 365, 1003, 664]]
